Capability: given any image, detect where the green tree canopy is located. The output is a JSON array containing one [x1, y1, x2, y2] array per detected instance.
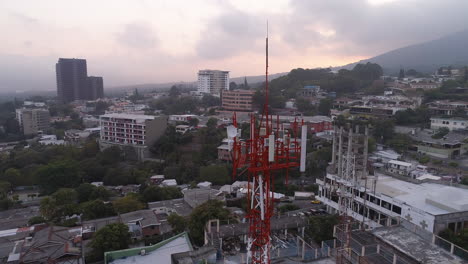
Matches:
[[188, 200, 231, 246], [167, 213, 186, 233], [36, 160, 82, 194], [198, 165, 230, 185], [90, 223, 131, 260], [142, 186, 183, 203], [113, 195, 145, 214], [81, 200, 116, 220]]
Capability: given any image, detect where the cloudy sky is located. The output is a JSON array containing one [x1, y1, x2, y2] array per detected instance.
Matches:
[[1, 0, 467, 91]]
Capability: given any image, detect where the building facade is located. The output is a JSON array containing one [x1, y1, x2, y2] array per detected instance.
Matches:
[[100, 113, 167, 160], [56, 58, 88, 103], [86, 76, 104, 100], [221, 90, 255, 112], [430, 117, 468, 131], [197, 70, 229, 97], [317, 124, 468, 235], [15, 108, 50, 136], [56, 58, 104, 103]]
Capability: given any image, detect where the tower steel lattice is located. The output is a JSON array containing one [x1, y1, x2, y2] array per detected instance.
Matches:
[[229, 26, 306, 264]]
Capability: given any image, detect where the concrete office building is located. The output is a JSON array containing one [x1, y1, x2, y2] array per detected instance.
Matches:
[[56, 58, 104, 102], [87, 76, 104, 100], [221, 90, 255, 112], [100, 113, 167, 160], [197, 70, 229, 97], [16, 108, 50, 136], [56, 58, 88, 103]]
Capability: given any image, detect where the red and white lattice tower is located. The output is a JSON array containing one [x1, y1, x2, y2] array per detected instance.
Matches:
[[229, 26, 307, 264]]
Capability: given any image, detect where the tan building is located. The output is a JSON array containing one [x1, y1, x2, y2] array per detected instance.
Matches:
[[222, 89, 255, 112], [16, 108, 50, 136], [100, 113, 167, 160]]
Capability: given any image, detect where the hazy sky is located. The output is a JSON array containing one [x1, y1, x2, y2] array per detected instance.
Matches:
[[1, 0, 467, 91]]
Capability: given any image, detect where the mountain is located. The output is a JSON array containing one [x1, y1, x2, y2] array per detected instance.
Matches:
[[340, 29, 468, 74], [230, 72, 288, 85]]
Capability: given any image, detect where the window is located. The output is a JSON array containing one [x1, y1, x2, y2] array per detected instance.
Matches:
[[392, 205, 402, 214]]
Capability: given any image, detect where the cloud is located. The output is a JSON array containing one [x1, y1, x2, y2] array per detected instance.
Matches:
[[116, 22, 158, 49], [9, 12, 39, 25], [281, 0, 468, 57], [195, 8, 264, 59]]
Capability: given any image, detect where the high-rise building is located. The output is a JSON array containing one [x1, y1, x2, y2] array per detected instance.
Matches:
[[56, 58, 88, 103], [56, 58, 104, 103], [16, 108, 50, 136], [197, 70, 229, 97], [87, 76, 104, 100]]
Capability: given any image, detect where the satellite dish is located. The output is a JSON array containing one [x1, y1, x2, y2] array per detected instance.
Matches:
[[227, 125, 237, 138]]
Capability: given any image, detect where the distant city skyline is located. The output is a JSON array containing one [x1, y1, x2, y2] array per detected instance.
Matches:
[[1, 0, 468, 91]]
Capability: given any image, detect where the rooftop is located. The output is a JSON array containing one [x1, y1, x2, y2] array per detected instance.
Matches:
[[410, 129, 467, 145], [388, 160, 412, 167], [105, 232, 192, 264], [371, 173, 468, 214], [372, 226, 463, 264], [100, 113, 156, 120]]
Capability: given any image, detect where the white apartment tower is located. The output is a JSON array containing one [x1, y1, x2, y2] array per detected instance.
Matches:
[[197, 70, 229, 97]]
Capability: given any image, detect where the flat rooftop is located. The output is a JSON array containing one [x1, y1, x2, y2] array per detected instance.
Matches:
[[372, 226, 463, 264], [100, 113, 156, 120], [372, 173, 468, 214]]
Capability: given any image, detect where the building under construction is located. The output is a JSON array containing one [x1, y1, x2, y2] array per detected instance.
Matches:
[[317, 120, 468, 263]]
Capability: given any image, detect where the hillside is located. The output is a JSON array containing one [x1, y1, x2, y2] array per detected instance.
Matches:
[[341, 29, 468, 74]]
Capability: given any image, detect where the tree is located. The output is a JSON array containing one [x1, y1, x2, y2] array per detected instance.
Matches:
[[2, 168, 20, 187], [229, 82, 238, 90], [188, 200, 230, 246], [90, 223, 131, 260], [142, 186, 182, 202], [352, 63, 383, 81], [387, 133, 413, 153], [296, 98, 315, 114], [278, 204, 299, 213], [40, 196, 58, 221], [372, 119, 395, 143], [35, 160, 82, 194], [188, 118, 199, 127], [76, 183, 95, 203], [113, 195, 145, 214], [100, 146, 122, 165], [28, 216, 46, 225], [169, 85, 181, 97], [306, 215, 339, 243], [167, 213, 186, 233], [206, 117, 218, 129], [198, 165, 230, 185], [0, 181, 11, 198], [318, 98, 333, 116], [81, 200, 116, 220], [201, 94, 221, 107]]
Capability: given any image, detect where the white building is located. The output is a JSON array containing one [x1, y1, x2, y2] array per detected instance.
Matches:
[[99, 113, 167, 160], [387, 160, 414, 176], [430, 117, 468, 131], [175, 125, 190, 134], [169, 115, 197, 123], [317, 173, 468, 234], [197, 70, 229, 97]]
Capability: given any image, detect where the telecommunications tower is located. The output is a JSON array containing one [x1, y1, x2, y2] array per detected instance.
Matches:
[[228, 25, 307, 264]]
